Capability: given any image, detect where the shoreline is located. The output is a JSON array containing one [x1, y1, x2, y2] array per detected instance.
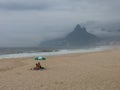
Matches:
[[0, 45, 112, 59]]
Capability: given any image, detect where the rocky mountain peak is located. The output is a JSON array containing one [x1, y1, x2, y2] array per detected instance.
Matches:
[[71, 24, 88, 35], [39, 24, 100, 49]]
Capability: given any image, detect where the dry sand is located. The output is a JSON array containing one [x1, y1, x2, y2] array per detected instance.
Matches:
[[0, 48, 120, 90]]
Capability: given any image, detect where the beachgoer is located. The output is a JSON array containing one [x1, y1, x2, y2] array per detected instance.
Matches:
[[38, 62, 44, 69], [37, 62, 42, 68], [33, 62, 44, 70], [33, 62, 41, 70]]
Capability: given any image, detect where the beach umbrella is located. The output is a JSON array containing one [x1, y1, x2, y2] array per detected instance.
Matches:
[[34, 56, 46, 60], [34, 56, 47, 69]]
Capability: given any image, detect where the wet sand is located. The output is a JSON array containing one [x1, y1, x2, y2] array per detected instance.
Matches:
[[0, 48, 120, 90]]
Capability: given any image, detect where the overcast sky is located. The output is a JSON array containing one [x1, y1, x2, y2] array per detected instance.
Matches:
[[0, 0, 120, 47]]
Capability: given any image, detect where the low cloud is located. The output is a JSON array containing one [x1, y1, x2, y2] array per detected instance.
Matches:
[[0, 0, 120, 47], [0, 1, 50, 11]]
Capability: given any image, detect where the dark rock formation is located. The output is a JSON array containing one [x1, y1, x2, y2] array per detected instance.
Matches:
[[39, 24, 100, 49]]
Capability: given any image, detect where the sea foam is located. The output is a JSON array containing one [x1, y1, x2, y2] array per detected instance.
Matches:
[[0, 46, 111, 59]]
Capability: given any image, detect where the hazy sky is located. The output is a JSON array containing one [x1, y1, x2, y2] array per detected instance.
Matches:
[[0, 0, 120, 47]]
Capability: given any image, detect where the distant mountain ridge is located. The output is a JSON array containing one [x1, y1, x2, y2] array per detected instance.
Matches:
[[39, 24, 100, 49]]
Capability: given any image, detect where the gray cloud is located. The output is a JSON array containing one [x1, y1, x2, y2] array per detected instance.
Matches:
[[0, 1, 50, 11], [0, 0, 120, 47], [0, 0, 119, 12]]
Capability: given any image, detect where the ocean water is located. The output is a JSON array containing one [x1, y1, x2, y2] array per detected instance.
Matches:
[[0, 46, 111, 59]]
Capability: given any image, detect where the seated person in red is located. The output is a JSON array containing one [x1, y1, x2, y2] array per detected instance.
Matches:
[[33, 62, 44, 70]]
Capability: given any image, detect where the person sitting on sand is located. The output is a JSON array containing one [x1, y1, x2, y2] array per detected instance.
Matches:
[[33, 62, 41, 70], [38, 62, 45, 69], [33, 62, 44, 70]]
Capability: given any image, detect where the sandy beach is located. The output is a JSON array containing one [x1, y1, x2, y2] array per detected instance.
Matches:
[[0, 48, 120, 90]]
